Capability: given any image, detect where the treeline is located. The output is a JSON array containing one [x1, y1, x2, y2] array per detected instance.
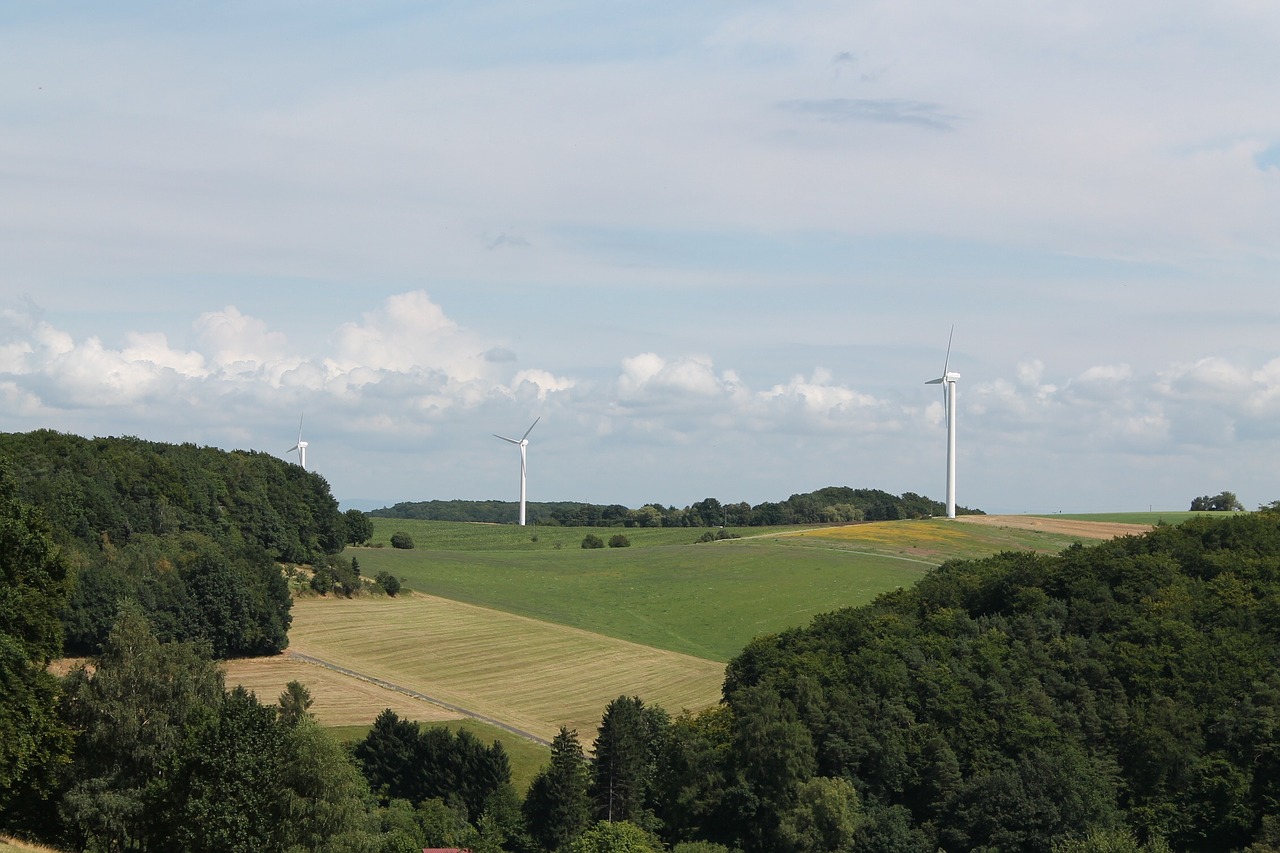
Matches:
[[0, 430, 347, 561], [373, 486, 982, 528], [0, 430, 368, 658]]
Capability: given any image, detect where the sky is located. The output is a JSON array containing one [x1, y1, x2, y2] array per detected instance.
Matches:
[[2, 2, 1279, 515]]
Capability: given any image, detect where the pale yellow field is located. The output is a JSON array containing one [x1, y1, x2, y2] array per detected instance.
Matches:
[[222, 655, 465, 728], [281, 594, 726, 740], [0, 836, 63, 852]]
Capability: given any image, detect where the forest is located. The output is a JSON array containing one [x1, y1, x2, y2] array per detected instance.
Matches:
[[0, 430, 371, 657], [372, 486, 983, 528]]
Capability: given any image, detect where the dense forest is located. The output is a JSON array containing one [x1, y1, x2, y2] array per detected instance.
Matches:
[[0, 430, 365, 657], [372, 486, 982, 527]]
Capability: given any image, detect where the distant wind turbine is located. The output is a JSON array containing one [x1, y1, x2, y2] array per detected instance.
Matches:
[[493, 417, 539, 526], [925, 329, 959, 519], [287, 415, 309, 470]]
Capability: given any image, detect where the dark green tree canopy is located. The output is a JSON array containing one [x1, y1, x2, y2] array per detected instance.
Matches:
[[0, 430, 345, 562], [0, 464, 73, 826], [1190, 491, 1244, 511], [717, 513, 1280, 852], [370, 486, 981, 527]]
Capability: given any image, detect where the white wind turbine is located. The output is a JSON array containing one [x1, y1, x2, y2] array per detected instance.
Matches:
[[925, 329, 960, 519], [493, 417, 539, 526], [287, 415, 309, 470]]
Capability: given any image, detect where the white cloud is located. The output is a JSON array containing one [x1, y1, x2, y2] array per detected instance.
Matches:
[[194, 306, 288, 375], [327, 291, 492, 383], [510, 369, 576, 401]]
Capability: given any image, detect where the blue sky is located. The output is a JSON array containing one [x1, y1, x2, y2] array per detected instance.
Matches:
[[3, 1, 1280, 514]]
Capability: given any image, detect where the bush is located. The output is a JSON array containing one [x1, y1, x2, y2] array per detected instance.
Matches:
[[581, 534, 605, 549], [390, 531, 415, 550], [608, 534, 631, 548], [375, 571, 402, 596], [310, 568, 334, 596]]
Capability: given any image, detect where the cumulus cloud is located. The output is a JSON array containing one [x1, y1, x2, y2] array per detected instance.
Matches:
[[194, 306, 288, 374], [0, 291, 536, 426], [327, 291, 492, 382], [510, 369, 576, 401]]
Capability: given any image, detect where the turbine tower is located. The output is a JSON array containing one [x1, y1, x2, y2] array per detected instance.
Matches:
[[287, 414, 309, 470], [493, 417, 539, 526], [925, 329, 959, 519]]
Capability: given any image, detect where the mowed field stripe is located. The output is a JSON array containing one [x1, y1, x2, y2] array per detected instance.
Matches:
[[222, 655, 466, 728], [285, 595, 726, 740]]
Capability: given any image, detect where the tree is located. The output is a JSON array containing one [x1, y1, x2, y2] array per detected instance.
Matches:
[[523, 727, 591, 851], [60, 604, 225, 852], [345, 508, 375, 544], [724, 682, 817, 851], [376, 571, 402, 596], [277, 680, 314, 727], [163, 685, 287, 853], [776, 777, 862, 853], [390, 531, 414, 549], [608, 534, 631, 548], [354, 709, 423, 804], [275, 717, 379, 851], [592, 696, 670, 827], [1190, 491, 1244, 511], [582, 534, 605, 549], [0, 465, 73, 830], [563, 820, 663, 853]]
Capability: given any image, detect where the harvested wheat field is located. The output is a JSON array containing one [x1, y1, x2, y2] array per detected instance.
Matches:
[[952, 514, 1153, 540], [222, 654, 465, 728], [283, 594, 725, 741]]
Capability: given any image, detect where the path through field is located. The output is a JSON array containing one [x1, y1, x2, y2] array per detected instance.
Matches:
[[227, 594, 725, 742]]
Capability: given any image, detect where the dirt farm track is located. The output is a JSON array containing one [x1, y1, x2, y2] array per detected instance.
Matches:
[[952, 514, 1154, 540]]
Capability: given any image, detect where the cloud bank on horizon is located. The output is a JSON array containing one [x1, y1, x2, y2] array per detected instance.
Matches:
[[1, 2, 1279, 513]]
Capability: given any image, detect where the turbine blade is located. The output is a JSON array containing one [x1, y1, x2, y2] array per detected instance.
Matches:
[[287, 444, 299, 453], [493, 434, 520, 444], [925, 377, 944, 385], [942, 325, 954, 377], [522, 416, 540, 441]]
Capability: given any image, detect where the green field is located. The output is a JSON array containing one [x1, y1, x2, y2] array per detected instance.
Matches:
[[352, 517, 1118, 661]]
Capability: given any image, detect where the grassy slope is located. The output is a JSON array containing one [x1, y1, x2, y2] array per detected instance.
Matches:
[[354, 518, 1091, 661]]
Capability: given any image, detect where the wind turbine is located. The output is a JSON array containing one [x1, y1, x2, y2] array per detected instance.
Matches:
[[925, 329, 959, 519], [493, 417, 539, 526], [287, 415, 309, 471]]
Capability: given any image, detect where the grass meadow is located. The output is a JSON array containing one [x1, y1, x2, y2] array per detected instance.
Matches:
[[354, 517, 1102, 661]]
